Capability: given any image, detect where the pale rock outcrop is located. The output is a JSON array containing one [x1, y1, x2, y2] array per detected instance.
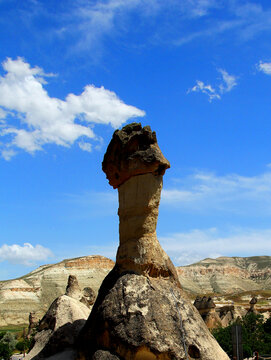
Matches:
[[78, 123, 229, 360], [65, 275, 82, 301], [65, 275, 96, 308], [25, 276, 91, 360]]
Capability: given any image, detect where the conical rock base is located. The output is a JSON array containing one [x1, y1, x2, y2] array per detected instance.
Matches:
[[78, 271, 229, 360]]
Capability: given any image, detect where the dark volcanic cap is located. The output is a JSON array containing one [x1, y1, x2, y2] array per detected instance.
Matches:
[[102, 123, 170, 188]]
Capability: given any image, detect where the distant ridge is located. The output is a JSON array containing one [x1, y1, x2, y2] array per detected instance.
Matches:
[[0, 255, 270, 327], [0, 255, 114, 327], [177, 255, 271, 295]]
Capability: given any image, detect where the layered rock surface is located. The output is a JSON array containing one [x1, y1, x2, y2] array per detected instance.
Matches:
[[78, 123, 229, 360], [0, 255, 113, 327], [176, 256, 271, 295]]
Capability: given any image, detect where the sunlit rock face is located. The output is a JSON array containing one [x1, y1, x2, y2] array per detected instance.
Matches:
[[78, 123, 229, 360]]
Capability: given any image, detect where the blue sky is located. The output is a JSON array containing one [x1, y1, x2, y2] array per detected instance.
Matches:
[[1, 0, 271, 280]]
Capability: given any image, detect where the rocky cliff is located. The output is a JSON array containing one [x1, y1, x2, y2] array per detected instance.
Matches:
[[0, 255, 114, 327], [177, 256, 271, 295]]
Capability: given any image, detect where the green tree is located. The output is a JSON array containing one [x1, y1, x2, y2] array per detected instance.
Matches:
[[16, 338, 31, 353], [212, 325, 233, 358], [0, 341, 12, 360], [212, 313, 271, 358], [0, 331, 17, 351]]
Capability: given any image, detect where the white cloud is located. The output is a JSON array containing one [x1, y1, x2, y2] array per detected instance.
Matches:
[[160, 228, 271, 266], [1, 149, 16, 161], [162, 168, 271, 215], [0, 57, 145, 159], [257, 61, 271, 75], [0, 108, 6, 119], [188, 68, 237, 101], [218, 69, 238, 92], [0, 243, 53, 266], [187, 80, 220, 102], [78, 141, 92, 152]]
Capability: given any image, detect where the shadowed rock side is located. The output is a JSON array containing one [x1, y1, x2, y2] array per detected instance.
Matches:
[[78, 123, 229, 360], [25, 276, 91, 360]]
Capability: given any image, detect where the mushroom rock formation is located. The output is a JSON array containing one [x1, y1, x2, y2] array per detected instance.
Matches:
[[78, 123, 229, 360], [66, 275, 96, 309], [247, 296, 258, 314], [66, 275, 82, 301], [193, 296, 222, 329]]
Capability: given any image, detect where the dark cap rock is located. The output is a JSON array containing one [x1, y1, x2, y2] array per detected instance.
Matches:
[[102, 123, 170, 188]]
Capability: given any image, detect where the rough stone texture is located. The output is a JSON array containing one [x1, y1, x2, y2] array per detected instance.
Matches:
[[81, 287, 96, 307], [78, 123, 229, 360], [25, 295, 90, 360], [79, 274, 228, 360], [92, 350, 120, 360], [102, 123, 170, 189]]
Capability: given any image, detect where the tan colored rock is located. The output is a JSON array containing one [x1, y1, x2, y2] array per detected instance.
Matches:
[[193, 296, 222, 329], [78, 123, 229, 360], [117, 173, 179, 283], [66, 275, 82, 301], [102, 122, 170, 189]]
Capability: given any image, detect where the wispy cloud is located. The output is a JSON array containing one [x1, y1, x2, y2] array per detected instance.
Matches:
[[188, 69, 238, 101], [187, 80, 220, 102], [0, 57, 145, 159], [6, 1, 271, 56], [257, 61, 271, 75], [175, 2, 271, 46], [218, 69, 238, 92], [0, 243, 53, 266], [162, 167, 271, 215], [160, 227, 271, 266]]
